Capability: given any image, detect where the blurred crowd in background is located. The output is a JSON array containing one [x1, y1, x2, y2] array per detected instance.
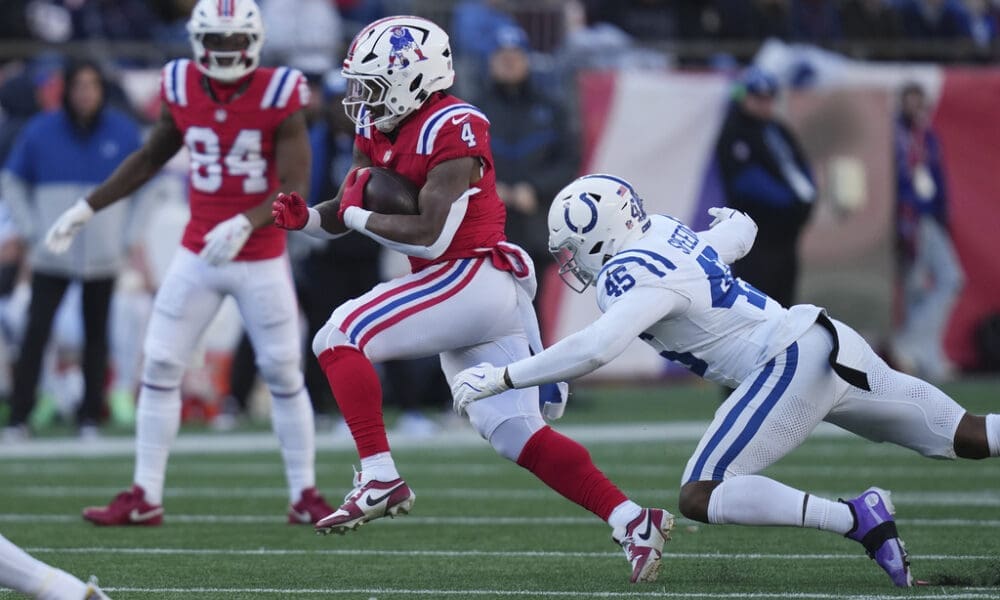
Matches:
[[0, 0, 989, 440]]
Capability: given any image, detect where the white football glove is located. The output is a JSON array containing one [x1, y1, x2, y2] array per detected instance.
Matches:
[[200, 213, 253, 266], [707, 207, 740, 228], [451, 362, 510, 416], [45, 198, 94, 254]]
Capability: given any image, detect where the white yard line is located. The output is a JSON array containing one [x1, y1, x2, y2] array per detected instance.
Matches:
[[21, 547, 998, 561], [0, 422, 853, 458], [4, 514, 1000, 528], [6, 485, 1000, 506], [1, 461, 995, 480], [65, 587, 1000, 599]]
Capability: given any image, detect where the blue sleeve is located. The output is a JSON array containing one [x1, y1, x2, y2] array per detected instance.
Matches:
[[731, 166, 796, 207]]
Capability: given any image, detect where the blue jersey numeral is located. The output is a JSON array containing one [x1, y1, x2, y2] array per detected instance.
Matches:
[[604, 265, 636, 298], [696, 246, 767, 310]]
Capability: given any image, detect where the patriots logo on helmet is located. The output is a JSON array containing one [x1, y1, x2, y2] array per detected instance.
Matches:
[[387, 26, 428, 73]]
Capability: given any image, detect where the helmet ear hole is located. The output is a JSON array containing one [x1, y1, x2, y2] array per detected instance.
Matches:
[[588, 241, 604, 255], [409, 73, 423, 92]]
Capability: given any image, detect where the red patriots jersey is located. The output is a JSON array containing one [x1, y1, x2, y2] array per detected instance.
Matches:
[[355, 92, 506, 272], [161, 59, 308, 260]]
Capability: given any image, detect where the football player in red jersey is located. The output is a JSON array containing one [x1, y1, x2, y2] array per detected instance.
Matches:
[[271, 16, 672, 583], [44, 0, 333, 526]]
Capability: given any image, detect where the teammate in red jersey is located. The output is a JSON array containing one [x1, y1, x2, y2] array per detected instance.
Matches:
[[271, 15, 672, 583], [45, 0, 333, 526]]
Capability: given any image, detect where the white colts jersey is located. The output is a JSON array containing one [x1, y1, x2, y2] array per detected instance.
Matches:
[[595, 215, 821, 387]]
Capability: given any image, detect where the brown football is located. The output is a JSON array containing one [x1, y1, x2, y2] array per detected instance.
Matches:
[[362, 167, 420, 215]]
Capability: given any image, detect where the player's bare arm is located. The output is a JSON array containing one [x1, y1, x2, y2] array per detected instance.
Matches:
[[86, 105, 183, 211], [313, 143, 372, 234], [244, 111, 310, 229], [361, 156, 479, 246]]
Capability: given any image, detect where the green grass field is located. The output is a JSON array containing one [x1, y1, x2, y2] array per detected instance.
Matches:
[[1, 380, 998, 599]]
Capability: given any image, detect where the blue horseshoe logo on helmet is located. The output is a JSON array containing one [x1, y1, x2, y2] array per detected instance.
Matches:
[[566, 193, 598, 234]]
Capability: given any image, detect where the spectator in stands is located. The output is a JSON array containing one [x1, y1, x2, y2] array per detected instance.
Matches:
[[0, 55, 64, 165], [714, 66, 815, 308], [0, 59, 143, 440], [841, 0, 902, 39], [892, 81, 963, 382], [965, 0, 998, 48], [896, 0, 972, 38], [451, 0, 518, 68], [472, 25, 579, 317]]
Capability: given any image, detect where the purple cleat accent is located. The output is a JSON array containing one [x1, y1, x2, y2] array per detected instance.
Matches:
[[841, 487, 912, 587]]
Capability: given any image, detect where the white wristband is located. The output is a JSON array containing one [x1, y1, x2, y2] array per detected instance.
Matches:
[[343, 205, 373, 231], [300, 207, 347, 240]]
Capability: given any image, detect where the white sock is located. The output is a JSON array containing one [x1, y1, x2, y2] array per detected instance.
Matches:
[[360, 451, 400, 483], [707, 475, 852, 534], [607, 500, 643, 533], [987, 414, 1000, 457], [803, 493, 855, 535], [0, 534, 87, 598], [270, 387, 316, 502], [133, 385, 182, 505]]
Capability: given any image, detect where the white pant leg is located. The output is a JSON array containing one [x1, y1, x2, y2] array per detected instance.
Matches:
[[229, 255, 304, 394], [135, 249, 226, 503], [323, 257, 524, 360], [439, 333, 544, 455], [825, 318, 965, 459], [318, 257, 544, 453], [141, 249, 227, 385], [683, 325, 838, 483], [229, 254, 314, 500]]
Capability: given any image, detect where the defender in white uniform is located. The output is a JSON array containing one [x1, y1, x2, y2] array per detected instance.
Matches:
[[452, 173, 1000, 588]]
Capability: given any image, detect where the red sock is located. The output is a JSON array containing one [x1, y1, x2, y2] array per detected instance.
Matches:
[[317, 346, 389, 458], [516, 426, 628, 521]]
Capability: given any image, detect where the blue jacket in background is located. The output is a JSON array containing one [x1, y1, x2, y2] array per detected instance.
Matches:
[[1, 107, 141, 278]]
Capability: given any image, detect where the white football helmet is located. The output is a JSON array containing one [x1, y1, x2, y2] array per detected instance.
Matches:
[[342, 16, 455, 132], [187, 0, 265, 82], [547, 174, 651, 293]]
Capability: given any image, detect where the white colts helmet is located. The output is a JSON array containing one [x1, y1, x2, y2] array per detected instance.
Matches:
[[547, 174, 651, 293], [342, 16, 455, 132], [187, 0, 265, 82]]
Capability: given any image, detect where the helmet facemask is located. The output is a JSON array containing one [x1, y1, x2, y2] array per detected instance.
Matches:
[[551, 242, 594, 294], [342, 73, 409, 132]]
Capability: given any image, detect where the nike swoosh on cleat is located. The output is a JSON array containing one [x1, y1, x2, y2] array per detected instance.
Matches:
[[451, 114, 471, 125], [128, 507, 163, 522], [365, 484, 406, 507], [637, 513, 654, 541]]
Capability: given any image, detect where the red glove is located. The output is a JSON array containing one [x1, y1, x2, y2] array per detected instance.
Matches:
[[272, 192, 309, 230], [337, 167, 371, 225]]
